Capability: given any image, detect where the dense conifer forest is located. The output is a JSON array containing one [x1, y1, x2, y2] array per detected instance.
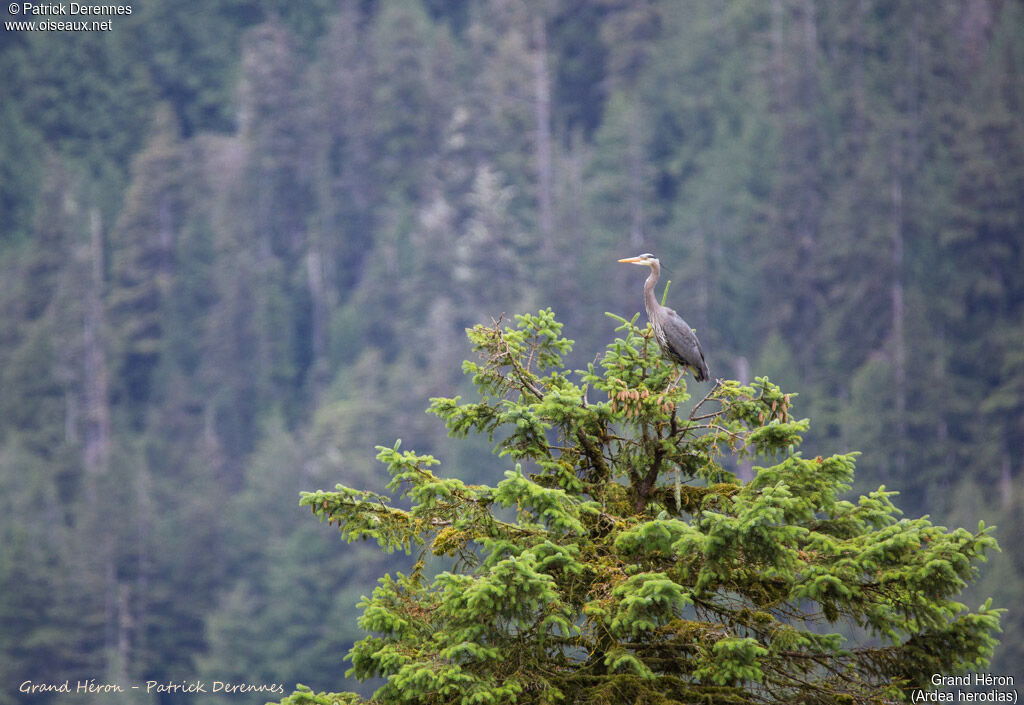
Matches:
[[1, 0, 1022, 701]]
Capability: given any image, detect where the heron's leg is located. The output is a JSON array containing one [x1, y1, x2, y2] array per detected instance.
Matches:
[[667, 367, 684, 391]]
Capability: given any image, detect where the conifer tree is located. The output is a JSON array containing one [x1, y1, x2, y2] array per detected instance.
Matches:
[[278, 310, 1001, 705]]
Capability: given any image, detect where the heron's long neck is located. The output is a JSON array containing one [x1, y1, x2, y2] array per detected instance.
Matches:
[[643, 264, 660, 317]]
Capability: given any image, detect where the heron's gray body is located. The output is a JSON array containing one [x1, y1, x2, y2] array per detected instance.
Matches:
[[621, 253, 710, 383]]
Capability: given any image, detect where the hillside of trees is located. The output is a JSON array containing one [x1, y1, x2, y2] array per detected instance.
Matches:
[[1, 0, 1021, 701]]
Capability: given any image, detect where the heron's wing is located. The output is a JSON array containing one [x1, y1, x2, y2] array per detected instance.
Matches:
[[662, 308, 710, 381]]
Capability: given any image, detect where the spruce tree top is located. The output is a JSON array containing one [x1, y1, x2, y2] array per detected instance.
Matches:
[[280, 310, 1001, 705]]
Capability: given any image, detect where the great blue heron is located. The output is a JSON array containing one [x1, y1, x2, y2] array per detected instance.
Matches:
[[618, 253, 710, 384]]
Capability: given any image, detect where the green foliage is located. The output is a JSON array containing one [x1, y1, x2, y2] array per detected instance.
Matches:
[[283, 312, 1001, 704], [3, 0, 1023, 693]]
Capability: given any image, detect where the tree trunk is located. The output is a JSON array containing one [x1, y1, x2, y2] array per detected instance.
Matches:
[[307, 244, 329, 398], [891, 173, 907, 478], [627, 102, 644, 247], [532, 12, 554, 253], [83, 208, 111, 482]]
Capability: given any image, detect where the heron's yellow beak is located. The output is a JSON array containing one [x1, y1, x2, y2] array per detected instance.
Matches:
[[618, 257, 643, 263]]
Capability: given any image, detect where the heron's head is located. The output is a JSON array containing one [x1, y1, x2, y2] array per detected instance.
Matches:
[[618, 253, 659, 269]]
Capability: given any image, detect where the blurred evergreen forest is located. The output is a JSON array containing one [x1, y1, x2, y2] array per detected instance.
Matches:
[[1, 0, 1022, 701]]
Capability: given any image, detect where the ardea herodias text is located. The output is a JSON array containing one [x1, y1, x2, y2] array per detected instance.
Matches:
[[618, 253, 710, 384]]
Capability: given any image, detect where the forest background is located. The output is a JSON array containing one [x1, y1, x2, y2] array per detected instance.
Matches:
[[1, 0, 1022, 702]]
